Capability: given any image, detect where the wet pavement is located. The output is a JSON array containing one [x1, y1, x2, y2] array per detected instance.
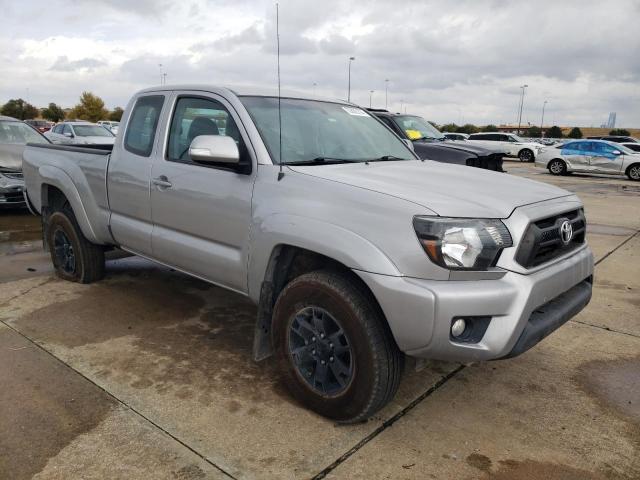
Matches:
[[1, 162, 639, 479]]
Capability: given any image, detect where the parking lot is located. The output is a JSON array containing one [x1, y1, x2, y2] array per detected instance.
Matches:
[[0, 161, 638, 480]]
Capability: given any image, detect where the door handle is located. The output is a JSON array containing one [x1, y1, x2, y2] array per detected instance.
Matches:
[[152, 176, 172, 189]]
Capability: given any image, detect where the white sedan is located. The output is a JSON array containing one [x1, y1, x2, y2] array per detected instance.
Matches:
[[45, 122, 115, 146], [467, 132, 544, 162], [535, 139, 640, 181]]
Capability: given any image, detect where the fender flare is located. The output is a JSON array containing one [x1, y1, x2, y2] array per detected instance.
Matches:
[[38, 165, 101, 244], [248, 213, 401, 301]]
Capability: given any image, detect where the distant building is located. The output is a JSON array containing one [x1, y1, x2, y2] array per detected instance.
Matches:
[[606, 112, 616, 129]]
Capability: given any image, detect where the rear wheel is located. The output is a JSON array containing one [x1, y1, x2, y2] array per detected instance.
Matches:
[[548, 159, 567, 175], [518, 149, 534, 162], [272, 270, 403, 423], [626, 163, 640, 181], [46, 206, 105, 283]]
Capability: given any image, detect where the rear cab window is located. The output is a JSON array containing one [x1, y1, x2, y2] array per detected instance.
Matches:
[[124, 95, 165, 157]]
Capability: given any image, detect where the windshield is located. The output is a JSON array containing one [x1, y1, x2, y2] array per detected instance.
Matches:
[[615, 144, 635, 154], [510, 134, 526, 142], [394, 115, 445, 141], [0, 121, 49, 144], [73, 125, 114, 137], [240, 97, 415, 164]]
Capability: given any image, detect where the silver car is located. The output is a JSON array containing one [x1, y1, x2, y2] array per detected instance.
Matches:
[[536, 139, 640, 181], [0, 115, 50, 207], [45, 121, 115, 146]]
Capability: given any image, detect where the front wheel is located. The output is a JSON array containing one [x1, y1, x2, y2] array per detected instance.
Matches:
[[272, 270, 403, 423], [626, 163, 640, 181], [46, 207, 105, 283], [518, 149, 534, 162], [548, 159, 567, 175]]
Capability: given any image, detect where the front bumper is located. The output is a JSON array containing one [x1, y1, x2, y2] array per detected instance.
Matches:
[[0, 175, 26, 206], [356, 245, 594, 362]]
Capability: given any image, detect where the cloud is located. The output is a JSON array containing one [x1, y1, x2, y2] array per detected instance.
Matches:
[[50, 56, 107, 72], [0, 0, 638, 128]]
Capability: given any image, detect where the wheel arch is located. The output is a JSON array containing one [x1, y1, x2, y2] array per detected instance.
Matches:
[[252, 244, 395, 361], [625, 162, 640, 180]]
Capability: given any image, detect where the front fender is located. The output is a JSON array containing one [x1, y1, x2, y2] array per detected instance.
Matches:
[[247, 213, 401, 301], [38, 165, 104, 244]]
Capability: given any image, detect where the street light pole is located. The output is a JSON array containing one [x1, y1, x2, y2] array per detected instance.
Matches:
[[517, 84, 528, 135], [384, 79, 389, 109], [158, 64, 163, 85], [347, 56, 355, 102], [369, 90, 374, 108], [540, 100, 548, 137]]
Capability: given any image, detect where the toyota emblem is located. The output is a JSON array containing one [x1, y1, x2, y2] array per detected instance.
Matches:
[[560, 220, 573, 245]]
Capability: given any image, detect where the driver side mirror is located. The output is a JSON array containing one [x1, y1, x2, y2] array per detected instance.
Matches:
[[63, 132, 74, 138], [402, 139, 414, 151], [189, 135, 240, 165]]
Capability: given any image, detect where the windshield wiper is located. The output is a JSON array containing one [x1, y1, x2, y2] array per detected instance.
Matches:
[[282, 157, 361, 166], [365, 155, 406, 162]]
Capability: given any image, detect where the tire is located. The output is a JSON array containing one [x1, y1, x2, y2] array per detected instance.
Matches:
[[518, 149, 534, 162], [46, 206, 105, 283], [272, 270, 403, 423], [626, 163, 640, 181], [548, 159, 567, 176]]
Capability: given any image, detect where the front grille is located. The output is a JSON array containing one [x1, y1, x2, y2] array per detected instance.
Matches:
[[0, 168, 23, 180], [515, 209, 586, 268]]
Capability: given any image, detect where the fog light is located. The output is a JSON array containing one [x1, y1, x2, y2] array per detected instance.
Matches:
[[451, 318, 467, 338]]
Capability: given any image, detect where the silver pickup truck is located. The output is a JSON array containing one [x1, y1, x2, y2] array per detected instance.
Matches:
[[23, 85, 594, 423]]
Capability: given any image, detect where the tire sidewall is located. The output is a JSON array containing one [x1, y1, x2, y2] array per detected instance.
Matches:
[[273, 275, 378, 421], [47, 211, 85, 282], [549, 159, 565, 175]]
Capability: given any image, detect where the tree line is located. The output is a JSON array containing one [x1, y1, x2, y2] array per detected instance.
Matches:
[[0, 92, 124, 123]]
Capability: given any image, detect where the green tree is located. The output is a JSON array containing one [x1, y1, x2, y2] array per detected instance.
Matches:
[[546, 125, 563, 138], [482, 124, 498, 132], [456, 123, 479, 134], [68, 91, 108, 122], [440, 123, 458, 132], [527, 126, 542, 137], [109, 107, 124, 121], [41, 102, 66, 122], [609, 128, 630, 136], [567, 127, 583, 139], [1, 98, 39, 120]]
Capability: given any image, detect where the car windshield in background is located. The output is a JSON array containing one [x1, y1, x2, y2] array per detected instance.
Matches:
[[394, 115, 445, 141], [74, 125, 114, 137], [511, 134, 526, 142], [0, 120, 48, 144], [614, 144, 635, 154], [240, 97, 415, 165]]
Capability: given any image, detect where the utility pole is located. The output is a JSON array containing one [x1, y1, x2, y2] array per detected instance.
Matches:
[[158, 64, 163, 85], [540, 100, 548, 137], [347, 56, 355, 102], [384, 79, 389, 109], [162, 73, 167, 86], [517, 84, 528, 135], [369, 90, 374, 108]]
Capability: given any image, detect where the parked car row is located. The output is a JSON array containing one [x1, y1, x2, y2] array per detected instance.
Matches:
[[45, 121, 115, 146]]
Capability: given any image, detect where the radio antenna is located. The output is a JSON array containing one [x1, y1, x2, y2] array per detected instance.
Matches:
[[276, 2, 284, 181]]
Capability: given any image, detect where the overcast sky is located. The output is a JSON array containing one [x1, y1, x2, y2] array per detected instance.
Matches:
[[1, 0, 638, 127]]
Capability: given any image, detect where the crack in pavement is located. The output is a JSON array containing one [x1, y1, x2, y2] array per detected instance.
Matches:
[[311, 365, 466, 480], [0, 318, 238, 480]]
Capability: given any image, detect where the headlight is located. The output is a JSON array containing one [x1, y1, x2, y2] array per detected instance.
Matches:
[[413, 217, 513, 270]]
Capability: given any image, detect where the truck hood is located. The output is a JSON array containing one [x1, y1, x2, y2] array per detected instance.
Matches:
[[0, 143, 25, 170], [289, 160, 572, 218]]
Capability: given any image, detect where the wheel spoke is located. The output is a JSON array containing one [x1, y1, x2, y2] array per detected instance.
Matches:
[[329, 357, 351, 386], [313, 361, 329, 392]]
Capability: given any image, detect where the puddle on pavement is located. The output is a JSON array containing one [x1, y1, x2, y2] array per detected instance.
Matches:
[[14, 266, 287, 408], [577, 356, 640, 423], [467, 458, 633, 480]]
